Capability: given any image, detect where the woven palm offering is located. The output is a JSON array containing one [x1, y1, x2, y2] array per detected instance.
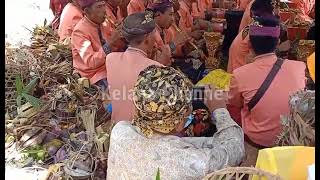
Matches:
[[276, 90, 315, 146], [203, 167, 282, 180], [204, 32, 223, 70], [286, 16, 310, 40], [296, 40, 315, 61], [5, 47, 33, 115]]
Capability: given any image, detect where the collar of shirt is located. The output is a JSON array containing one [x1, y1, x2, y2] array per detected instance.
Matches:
[[253, 53, 277, 64], [127, 47, 148, 57], [84, 16, 99, 27]]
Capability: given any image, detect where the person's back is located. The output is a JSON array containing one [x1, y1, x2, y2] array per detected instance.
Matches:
[[106, 49, 162, 121], [230, 55, 306, 146], [107, 66, 244, 179], [106, 12, 163, 121], [58, 2, 83, 41], [228, 16, 306, 147]]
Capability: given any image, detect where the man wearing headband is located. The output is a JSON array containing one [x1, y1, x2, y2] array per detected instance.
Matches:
[[147, 0, 191, 65], [107, 65, 244, 179], [71, 0, 124, 88], [106, 12, 163, 122], [228, 0, 275, 73], [127, 0, 153, 15], [238, 0, 275, 33], [58, 0, 83, 42], [228, 17, 305, 165]]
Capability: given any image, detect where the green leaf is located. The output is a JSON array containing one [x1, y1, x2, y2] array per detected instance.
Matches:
[[23, 77, 39, 94], [16, 95, 22, 107], [15, 75, 24, 95], [156, 168, 160, 180], [22, 93, 41, 108]]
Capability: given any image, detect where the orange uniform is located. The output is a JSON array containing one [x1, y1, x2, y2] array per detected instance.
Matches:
[[71, 17, 113, 84], [178, 0, 194, 32], [106, 47, 163, 121], [228, 53, 306, 147], [292, 0, 315, 22], [227, 27, 250, 73], [105, 3, 125, 24], [127, 0, 150, 15], [238, 0, 254, 32], [58, 3, 83, 41], [197, 0, 213, 11], [236, 0, 251, 10]]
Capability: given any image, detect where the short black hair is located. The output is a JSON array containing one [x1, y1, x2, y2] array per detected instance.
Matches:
[[251, 0, 274, 17], [249, 16, 280, 55]]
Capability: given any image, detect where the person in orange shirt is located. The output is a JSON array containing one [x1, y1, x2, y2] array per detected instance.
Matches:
[[71, 0, 124, 89], [127, 0, 153, 15], [58, 0, 83, 42], [228, 0, 275, 73], [147, 0, 191, 65], [228, 16, 306, 148], [292, 0, 315, 22], [104, 0, 125, 24], [50, 0, 69, 30], [106, 12, 163, 122], [238, 0, 275, 33], [236, 0, 252, 10], [177, 0, 194, 32]]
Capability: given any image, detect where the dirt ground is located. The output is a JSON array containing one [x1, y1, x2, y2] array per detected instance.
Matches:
[[5, 0, 53, 46]]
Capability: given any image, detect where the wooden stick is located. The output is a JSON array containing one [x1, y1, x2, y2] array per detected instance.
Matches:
[[172, 24, 199, 50]]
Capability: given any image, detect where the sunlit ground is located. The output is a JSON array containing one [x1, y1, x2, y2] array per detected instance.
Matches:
[[5, 0, 53, 46]]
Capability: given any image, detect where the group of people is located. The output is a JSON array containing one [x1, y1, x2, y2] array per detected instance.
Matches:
[[49, 0, 315, 179]]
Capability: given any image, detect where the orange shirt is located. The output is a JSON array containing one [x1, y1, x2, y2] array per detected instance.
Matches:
[[227, 27, 250, 73], [71, 17, 113, 84], [127, 0, 149, 15], [236, 0, 251, 10], [228, 53, 306, 147], [178, 0, 194, 32], [105, 3, 124, 24], [197, 0, 213, 11], [106, 47, 163, 121], [58, 3, 83, 41], [191, 2, 205, 19], [238, 0, 254, 32], [292, 0, 315, 22]]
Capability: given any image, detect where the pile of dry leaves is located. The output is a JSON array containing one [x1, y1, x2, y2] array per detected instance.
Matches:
[[5, 23, 112, 180]]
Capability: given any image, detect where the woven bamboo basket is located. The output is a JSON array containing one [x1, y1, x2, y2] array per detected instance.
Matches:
[[204, 32, 224, 70], [5, 48, 33, 114], [276, 90, 315, 146], [203, 167, 282, 180]]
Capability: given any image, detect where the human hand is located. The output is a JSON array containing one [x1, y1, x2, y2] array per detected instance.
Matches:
[[203, 85, 227, 112], [173, 31, 192, 46], [156, 45, 172, 66]]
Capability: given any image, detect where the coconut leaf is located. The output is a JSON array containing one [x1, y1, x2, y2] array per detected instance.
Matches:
[[22, 93, 41, 108], [15, 75, 24, 95], [156, 168, 160, 180], [23, 77, 40, 94], [16, 95, 22, 107]]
